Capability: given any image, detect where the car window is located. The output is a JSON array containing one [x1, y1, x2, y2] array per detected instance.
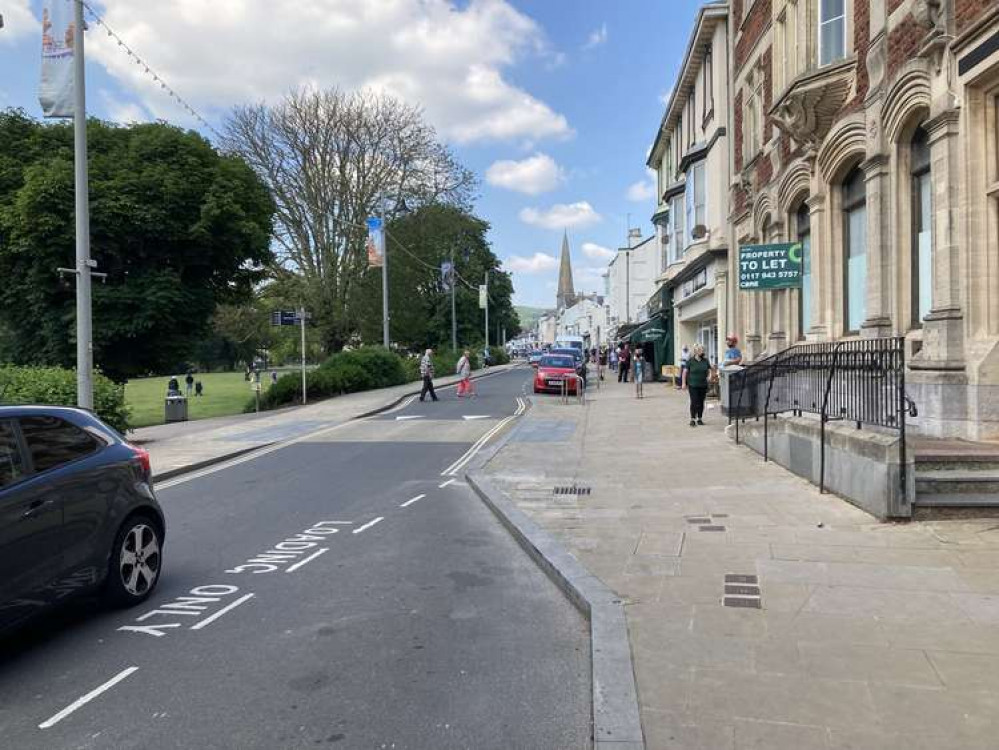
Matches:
[[0, 420, 25, 489], [541, 356, 574, 368], [19, 416, 101, 474]]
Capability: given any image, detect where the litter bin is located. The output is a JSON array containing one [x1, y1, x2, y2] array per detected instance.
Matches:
[[165, 395, 189, 423], [719, 366, 746, 417]]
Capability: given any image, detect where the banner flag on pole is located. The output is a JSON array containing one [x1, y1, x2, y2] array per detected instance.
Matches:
[[479, 284, 487, 309], [366, 217, 385, 268], [441, 261, 453, 291], [39, 0, 76, 118]]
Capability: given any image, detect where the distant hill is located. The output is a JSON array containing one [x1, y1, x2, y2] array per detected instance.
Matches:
[[515, 306, 551, 333]]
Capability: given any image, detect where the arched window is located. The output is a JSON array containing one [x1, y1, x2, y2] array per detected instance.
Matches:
[[911, 126, 932, 327], [843, 167, 867, 333], [796, 202, 812, 337]]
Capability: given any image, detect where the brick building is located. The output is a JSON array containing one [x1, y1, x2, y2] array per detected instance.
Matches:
[[717, 0, 999, 439]]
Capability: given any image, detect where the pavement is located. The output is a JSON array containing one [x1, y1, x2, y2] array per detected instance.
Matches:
[[133, 364, 517, 479], [0, 366, 591, 749], [479, 372, 999, 750]]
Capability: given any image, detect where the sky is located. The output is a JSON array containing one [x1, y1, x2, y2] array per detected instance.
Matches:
[[0, 0, 703, 309]]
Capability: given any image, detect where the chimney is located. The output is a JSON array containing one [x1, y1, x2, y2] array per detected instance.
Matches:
[[628, 228, 642, 248]]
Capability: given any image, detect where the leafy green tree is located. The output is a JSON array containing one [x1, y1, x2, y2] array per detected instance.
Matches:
[[0, 109, 274, 381], [352, 204, 519, 351]]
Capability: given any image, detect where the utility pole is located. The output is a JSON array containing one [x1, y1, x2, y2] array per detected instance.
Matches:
[[300, 307, 308, 405], [484, 270, 489, 351], [381, 213, 390, 348], [73, 0, 93, 409], [450, 248, 457, 351]]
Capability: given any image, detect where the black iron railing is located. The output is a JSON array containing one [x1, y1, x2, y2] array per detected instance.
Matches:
[[728, 338, 917, 496]]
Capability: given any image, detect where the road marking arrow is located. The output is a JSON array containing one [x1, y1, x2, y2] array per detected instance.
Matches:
[[395, 415, 425, 421], [462, 415, 490, 420]]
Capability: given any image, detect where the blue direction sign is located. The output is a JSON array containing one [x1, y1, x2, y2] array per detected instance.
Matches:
[[271, 310, 299, 326]]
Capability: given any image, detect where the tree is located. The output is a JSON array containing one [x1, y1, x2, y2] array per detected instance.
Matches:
[[0, 109, 274, 381], [352, 204, 519, 351], [223, 87, 476, 352]]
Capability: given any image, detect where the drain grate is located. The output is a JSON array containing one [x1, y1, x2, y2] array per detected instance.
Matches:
[[699, 525, 726, 532], [553, 486, 591, 496], [723, 573, 762, 609]]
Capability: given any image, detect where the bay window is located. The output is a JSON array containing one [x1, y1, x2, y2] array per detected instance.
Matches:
[[685, 161, 706, 246]]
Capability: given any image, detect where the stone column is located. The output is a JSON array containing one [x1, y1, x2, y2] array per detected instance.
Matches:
[[860, 153, 894, 337], [914, 108, 965, 368], [806, 192, 829, 340]]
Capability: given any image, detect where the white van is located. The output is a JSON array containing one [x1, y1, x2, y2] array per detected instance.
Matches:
[[554, 336, 585, 357]]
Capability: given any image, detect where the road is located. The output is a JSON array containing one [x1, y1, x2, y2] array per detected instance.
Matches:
[[0, 366, 591, 750]]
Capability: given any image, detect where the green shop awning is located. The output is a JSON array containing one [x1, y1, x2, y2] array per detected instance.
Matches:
[[629, 316, 668, 345]]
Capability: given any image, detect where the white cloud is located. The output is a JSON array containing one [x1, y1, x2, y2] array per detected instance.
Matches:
[[100, 91, 149, 124], [581, 242, 614, 261], [486, 153, 564, 195], [505, 252, 558, 274], [626, 179, 656, 202], [519, 201, 601, 230], [583, 23, 608, 50], [86, 0, 572, 144], [0, 0, 38, 42]]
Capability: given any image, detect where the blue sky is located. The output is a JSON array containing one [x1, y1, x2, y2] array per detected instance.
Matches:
[[0, 0, 703, 309]]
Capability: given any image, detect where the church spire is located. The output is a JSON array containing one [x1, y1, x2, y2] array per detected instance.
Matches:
[[556, 230, 576, 311]]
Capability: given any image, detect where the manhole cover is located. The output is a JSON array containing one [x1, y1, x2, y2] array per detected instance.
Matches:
[[553, 486, 591, 496]]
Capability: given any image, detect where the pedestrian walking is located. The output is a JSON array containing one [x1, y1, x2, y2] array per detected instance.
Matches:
[[271, 370, 278, 386], [185, 371, 195, 396], [419, 348, 439, 402], [678, 344, 690, 390], [609, 347, 618, 374], [634, 349, 645, 399], [456, 349, 474, 398], [618, 343, 631, 383], [683, 344, 711, 427], [194, 380, 203, 397]]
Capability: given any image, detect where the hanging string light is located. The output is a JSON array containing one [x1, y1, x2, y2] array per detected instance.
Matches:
[[80, 1, 224, 141]]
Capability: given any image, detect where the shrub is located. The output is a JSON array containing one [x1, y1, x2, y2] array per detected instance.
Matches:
[[322, 346, 406, 389], [488, 346, 510, 366], [0, 365, 131, 433]]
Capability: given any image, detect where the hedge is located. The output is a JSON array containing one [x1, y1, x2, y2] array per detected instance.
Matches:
[[0, 365, 131, 434], [250, 346, 486, 412]]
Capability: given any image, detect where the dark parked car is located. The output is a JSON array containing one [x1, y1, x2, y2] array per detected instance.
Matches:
[[0, 406, 165, 633]]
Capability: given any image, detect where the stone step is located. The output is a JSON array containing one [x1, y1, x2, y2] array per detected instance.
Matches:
[[915, 469, 999, 506]]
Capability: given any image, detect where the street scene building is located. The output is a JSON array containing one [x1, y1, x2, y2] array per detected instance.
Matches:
[[721, 0, 999, 440], [649, 2, 733, 367]]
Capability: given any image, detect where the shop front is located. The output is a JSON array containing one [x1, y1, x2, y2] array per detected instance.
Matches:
[[629, 288, 672, 380]]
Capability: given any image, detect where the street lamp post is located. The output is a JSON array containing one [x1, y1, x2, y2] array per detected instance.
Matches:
[[73, 0, 93, 409], [381, 212, 389, 348], [450, 248, 457, 351]]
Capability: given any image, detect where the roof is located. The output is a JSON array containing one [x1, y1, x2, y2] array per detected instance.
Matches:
[[647, 2, 729, 168]]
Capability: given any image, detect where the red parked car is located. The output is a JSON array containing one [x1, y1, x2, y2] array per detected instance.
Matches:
[[533, 354, 580, 395]]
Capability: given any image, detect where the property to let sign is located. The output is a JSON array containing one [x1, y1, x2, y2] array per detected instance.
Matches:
[[739, 243, 803, 290]]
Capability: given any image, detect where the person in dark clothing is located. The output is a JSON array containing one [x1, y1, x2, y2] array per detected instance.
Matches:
[[194, 380, 203, 397], [419, 348, 439, 402], [167, 376, 181, 396], [683, 344, 711, 426], [185, 372, 195, 396], [618, 343, 631, 383]]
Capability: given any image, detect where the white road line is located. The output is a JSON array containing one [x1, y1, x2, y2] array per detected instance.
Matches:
[[438, 479, 456, 488], [395, 415, 424, 421], [442, 415, 516, 476], [285, 547, 329, 572], [400, 493, 426, 507], [353, 517, 384, 534], [189, 593, 255, 631], [462, 415, 490, 420], [39, 666, 139, 729]]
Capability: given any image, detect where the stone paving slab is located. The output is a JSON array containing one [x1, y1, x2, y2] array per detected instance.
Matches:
[[481, 379, 999, 749]]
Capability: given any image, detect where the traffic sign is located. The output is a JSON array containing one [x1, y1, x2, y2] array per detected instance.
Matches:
[[270, 310, 299, 326]]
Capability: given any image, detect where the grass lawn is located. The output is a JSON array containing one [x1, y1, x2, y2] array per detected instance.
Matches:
[[126, 371, 288, 428]]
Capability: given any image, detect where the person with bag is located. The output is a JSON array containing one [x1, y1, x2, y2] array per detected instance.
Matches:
[[419, 349, 439, 402], [682, 344, 710, 426], [456, 349, 474, 398]]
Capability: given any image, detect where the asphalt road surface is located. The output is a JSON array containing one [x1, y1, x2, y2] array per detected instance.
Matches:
[[0, 366, 590, 750]]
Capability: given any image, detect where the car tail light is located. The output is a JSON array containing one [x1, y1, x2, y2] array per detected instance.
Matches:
[[128, 444, 152, 479]]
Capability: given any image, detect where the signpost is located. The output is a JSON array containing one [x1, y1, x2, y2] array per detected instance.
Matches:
[[271, 309, 311, 404], [738, 243, 803, 291]]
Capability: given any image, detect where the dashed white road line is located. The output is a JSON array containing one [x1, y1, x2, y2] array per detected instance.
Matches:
[[400, 494, 426, 508], [353, 517, 384, 534], [189, 593, 255, 631], [438, 478, 457, 488], [39, 666, 139, 729], [285, 547, 329, 572]]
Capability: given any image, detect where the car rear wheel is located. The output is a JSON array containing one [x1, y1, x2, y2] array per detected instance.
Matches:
[[105, 514, 162, 607]]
